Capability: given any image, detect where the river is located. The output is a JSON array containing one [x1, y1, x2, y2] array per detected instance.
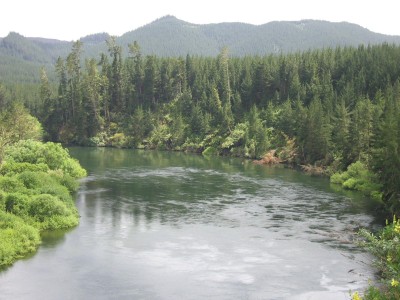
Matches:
[[0, 148, 381, 299]]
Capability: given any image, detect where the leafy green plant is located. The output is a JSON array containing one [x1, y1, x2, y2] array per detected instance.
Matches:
[[5, 140, 86, 178], [29, 194, 70, 222], [354, 217, 400, 299], [0, 161, 49, 176], [0, 211, 40, 267], [331, 161, 383, 201], [5, 193, 30, 216], [0, 139, 86, 267], [0, 176, 26, 193]]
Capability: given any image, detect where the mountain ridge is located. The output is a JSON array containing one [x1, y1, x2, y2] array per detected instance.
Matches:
[[2, 16, 400, 83]]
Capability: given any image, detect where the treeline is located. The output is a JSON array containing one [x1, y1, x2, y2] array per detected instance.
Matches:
[[35, 40, 400, 214]]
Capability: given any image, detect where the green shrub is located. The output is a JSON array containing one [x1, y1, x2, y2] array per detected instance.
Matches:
[[16, 171, 72, 203], [356, 217, 400, 299], [58, 174, 79, 194], [343, 177, 358, 189], [29, 194, 69, 222], [182, 138, 204, 153], [17, 171, 50, 189], [44, 170, 79, 193], [5, 140, 86, 179], [0, 176, 26, 193], [330, 161, 383, 201], [37, 184, 72, 203], [5, 193, 30, 216], [330, 172, 344, 184], [148, 125, 171, 150], [0, 211, 40, 267], [221, 122, 248, 149], [109, 132, 128, 148], [0, 162, 49, 176], [38, 214, 79, 230]]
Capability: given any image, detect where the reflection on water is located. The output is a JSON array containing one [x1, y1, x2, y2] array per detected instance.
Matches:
[[0, 148, 381, 300]]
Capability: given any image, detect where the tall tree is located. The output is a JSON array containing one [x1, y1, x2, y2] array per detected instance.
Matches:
[[143, 55, 159, 110], [217, 47, 231, 105], [107, 36, 124, 113], [55, 57, 68, 124], [331, 98, 351, 165], [303, 98, 331, 163], [372, 87, 400, 213], [66, 40, 83, 120], [39, 68, 59, 141], [128, 41, 144, 107], [81, 58, 103, 138], [348, 97, 375, 163]]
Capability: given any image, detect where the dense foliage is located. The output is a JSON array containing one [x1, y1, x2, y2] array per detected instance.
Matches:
[[0, 101, 86, 267], [331, 161, 382, 201], [350, 217, 400, 300]]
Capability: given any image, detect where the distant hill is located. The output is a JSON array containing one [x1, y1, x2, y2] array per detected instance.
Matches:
[[117, 16, 400, 56], [2, 15, 400, 83]]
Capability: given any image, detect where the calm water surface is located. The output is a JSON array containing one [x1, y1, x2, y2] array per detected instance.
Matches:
[[0, 148, 381, 299]]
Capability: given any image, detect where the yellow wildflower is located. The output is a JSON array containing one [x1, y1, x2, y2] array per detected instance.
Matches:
[[391, 278, 399, 287], [394, 224, 400, 234], [352, 291, 362, 300], [387, 255, 393, 262]]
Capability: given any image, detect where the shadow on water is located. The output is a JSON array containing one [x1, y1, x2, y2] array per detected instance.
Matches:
[[40, 227, 76, 249]]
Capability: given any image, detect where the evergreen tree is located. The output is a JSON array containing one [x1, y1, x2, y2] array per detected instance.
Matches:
[[331, 98, 351, 166], [128, 41, 144, 108], [143, 55, 159, 110], [372, 83, 400, 213], [81, 59, 103, 138], [303, 98, 331, 163], [39, 68, 58, 141], [66, 40, 83, 120], [348, 97, 374, 163], [107, 36, 124, 113]]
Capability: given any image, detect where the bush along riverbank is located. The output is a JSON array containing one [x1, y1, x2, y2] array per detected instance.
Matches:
[[0, 140, 86, 268], [330, 162, 399, 299], [348, 217, 400, 300]]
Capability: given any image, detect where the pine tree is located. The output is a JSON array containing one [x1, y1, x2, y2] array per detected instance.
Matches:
[[107, 36, 124, 113], [372, 83, 400, 214], [303, 98, 331, 163]]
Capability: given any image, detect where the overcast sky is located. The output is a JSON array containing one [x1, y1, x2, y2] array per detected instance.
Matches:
[[1, 0, 399, 40]]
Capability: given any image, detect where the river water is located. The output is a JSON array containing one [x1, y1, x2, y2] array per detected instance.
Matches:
[[0, 148, 381, 299]]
